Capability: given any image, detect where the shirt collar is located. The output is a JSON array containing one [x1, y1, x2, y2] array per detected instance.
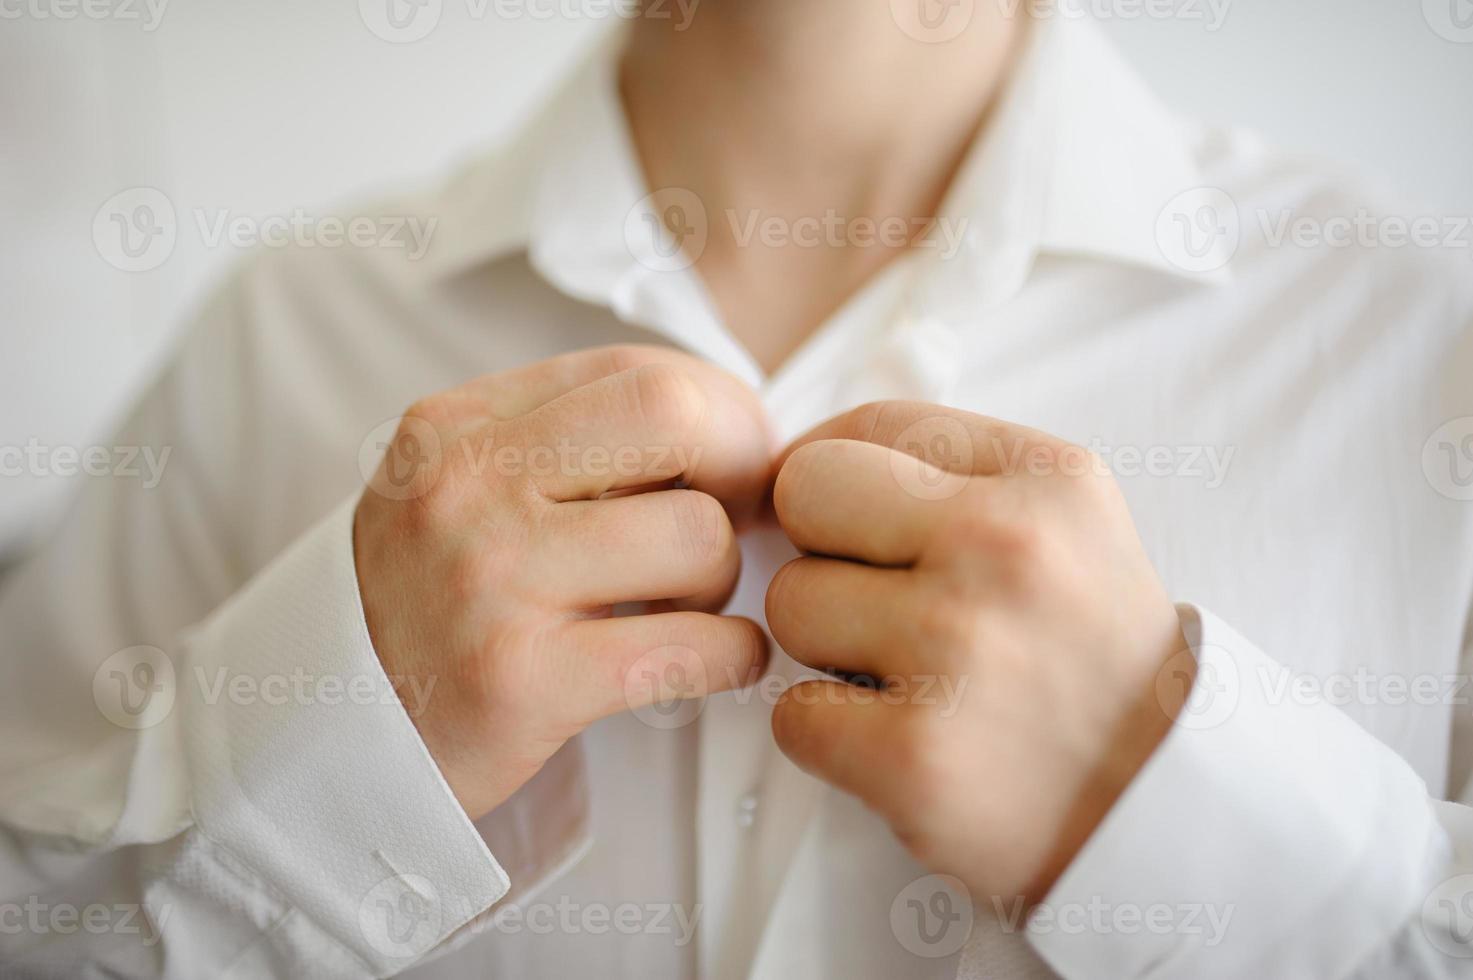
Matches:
[[416, 16, 1228, 304]]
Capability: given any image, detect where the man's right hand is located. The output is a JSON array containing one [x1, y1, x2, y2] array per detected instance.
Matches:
[[354, 345, 774, 819]]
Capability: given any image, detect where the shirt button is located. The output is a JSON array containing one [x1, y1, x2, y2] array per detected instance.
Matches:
[[735, 793, 760, 829]]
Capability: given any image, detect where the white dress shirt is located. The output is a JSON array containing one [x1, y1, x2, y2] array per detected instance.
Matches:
[[3, 16, 1473, 980]]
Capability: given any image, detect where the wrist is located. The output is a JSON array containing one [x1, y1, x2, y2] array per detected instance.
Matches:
[[1028, 616, 1190, 903]]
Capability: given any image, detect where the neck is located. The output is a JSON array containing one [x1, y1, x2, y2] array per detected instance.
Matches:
[[621, 0, 1024, 371]]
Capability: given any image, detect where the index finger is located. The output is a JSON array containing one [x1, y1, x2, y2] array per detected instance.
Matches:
[[512, 362, 774, 521], [776, 400, 1059, 480], [452, 344, 737, 420]]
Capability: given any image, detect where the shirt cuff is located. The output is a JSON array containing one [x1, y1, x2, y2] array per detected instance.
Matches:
[[1026, 604, 1447, 980], [176, 496, 511, 974]]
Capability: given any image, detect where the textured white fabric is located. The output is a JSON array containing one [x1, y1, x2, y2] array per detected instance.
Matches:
[[2, 15, 1472, 980]]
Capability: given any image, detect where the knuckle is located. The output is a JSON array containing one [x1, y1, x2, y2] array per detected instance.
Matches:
[[885, 715, 948, 812], [598, 344, 677, 376], [1033, 438, 1108, 488], [774, 441, 827, 501], [445, 545, 491, 604], [667, 490, 732, 566], [770, 694, 816, 759], [895, 815, 946, 869], [402, 395, 455, 432], [628, 362, 707, 436], [771, 460, 808, 530], [368, 410, 449, 506], [400, 473, 464, 535], [946, 508, 1054, 596], [848, 400, 902, 445], [476, 623, 544, 710], [764, 559, 806, 636], [910, 591, 980, 653], [946, 507, 1039, 558]]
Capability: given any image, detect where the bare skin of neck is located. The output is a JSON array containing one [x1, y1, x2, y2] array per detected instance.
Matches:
[[621, 1, 1024, 374]]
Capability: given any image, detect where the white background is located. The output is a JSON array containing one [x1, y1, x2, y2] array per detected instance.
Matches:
[[2, 0, 1471, 555]]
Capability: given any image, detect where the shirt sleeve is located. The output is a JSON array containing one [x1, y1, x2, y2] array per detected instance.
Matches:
[[0, 265, 559, 977], [1024, 604, 1473, 980]]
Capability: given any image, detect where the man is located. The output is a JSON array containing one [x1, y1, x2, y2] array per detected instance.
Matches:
[[2, 2, 1471, 978]]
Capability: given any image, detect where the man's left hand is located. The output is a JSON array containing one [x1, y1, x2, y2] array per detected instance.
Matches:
[[765, 401, 1192, 906]]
